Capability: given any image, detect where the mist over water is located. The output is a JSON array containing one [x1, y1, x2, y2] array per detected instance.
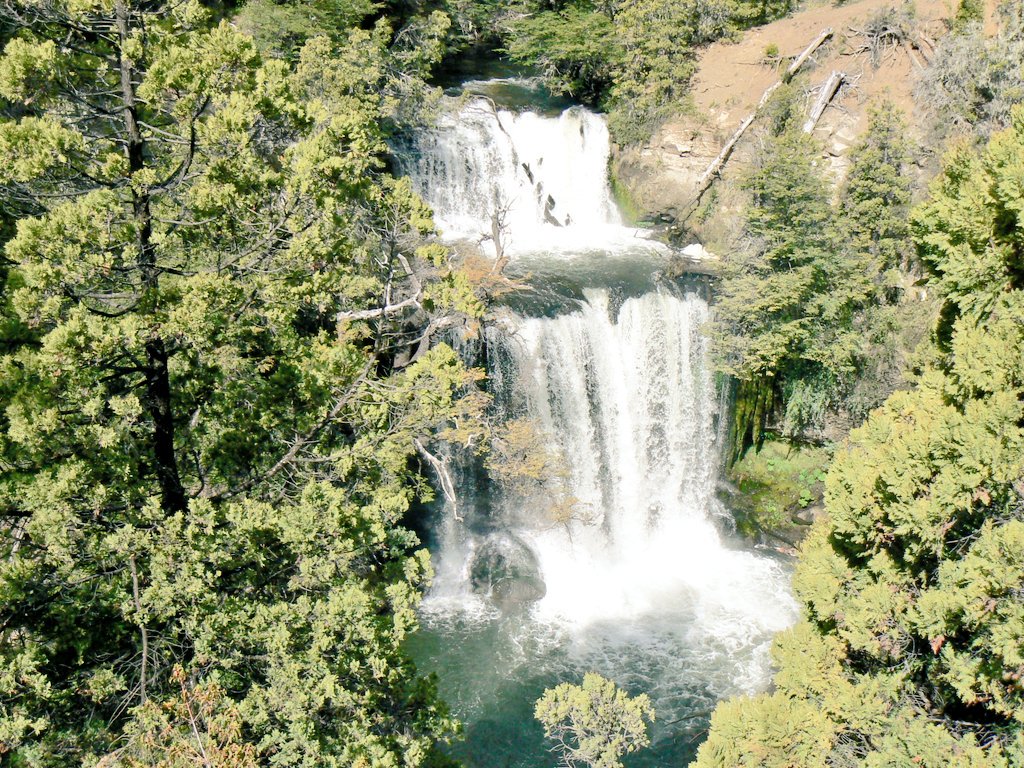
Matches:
[[401, 85, 797, 767]]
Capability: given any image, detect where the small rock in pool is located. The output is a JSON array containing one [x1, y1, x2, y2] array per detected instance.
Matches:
[[469, 533, 547, 607]]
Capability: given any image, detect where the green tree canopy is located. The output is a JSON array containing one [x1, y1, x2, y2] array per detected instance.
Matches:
[[694, 108, 1024, 768], [535, 673, 654, 768], [0, 0, 482, 763], [713, 97, 917, 449], [502, 0, 787, 143], [711, 88, 834, 382], [505, 6, 621, 104]]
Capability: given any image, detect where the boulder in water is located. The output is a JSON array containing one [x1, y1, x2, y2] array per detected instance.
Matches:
[[469, 533, 546, 607]]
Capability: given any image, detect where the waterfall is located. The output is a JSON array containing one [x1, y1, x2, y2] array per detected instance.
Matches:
[[430, 289, 794, 651], [398, 97, 658, 255], [409, 81, 795, 767]]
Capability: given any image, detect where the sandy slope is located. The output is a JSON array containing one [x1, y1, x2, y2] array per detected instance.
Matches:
[[614, 0, 991, 225], [690, 0, 952, 132]]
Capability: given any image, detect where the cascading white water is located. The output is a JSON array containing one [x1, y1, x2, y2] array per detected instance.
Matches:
[[409, 80, 795, 767], [428, 290, 794, 678], [487, 291, 791, 633], [399, 97, 659, 254]]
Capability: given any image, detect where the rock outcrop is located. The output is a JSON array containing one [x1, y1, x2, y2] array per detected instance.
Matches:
[[469, 532, 547, 607]]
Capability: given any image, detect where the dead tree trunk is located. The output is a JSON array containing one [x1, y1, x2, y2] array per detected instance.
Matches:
[[695, 81, 782, 193], [902, 40, 924, 70], [783, 27, 834, 82], [802, 70, 845, 133], [686, 28, 834, 215], [413, 439, 461, 521]]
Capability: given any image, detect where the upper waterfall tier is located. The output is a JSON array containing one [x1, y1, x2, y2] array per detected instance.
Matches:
[[398, 98, 656, 254]]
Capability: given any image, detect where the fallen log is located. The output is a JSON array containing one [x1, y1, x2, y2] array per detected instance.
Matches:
[[916, 33, 937, 57], [784, 26, 834, 82], [686, 28, 834, 215], [802, 70, 845, 133], [902, 39, 924, 70], [694, 80, 781, 191]]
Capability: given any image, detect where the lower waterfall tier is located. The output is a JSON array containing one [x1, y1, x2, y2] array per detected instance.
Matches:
[[414, 288, 797, 767]]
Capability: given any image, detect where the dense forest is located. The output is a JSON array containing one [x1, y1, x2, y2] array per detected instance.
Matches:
[[696, 106, 1024, 768], [1, 0, 1022, 766], [0, 0, 487, 763]]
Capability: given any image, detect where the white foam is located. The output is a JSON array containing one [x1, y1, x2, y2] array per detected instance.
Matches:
[[488, 292, 796, 639], [399, 98, 665, 256], [411, 88, 797, 702]]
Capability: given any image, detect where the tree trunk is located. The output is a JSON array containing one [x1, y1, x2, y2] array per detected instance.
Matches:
[[783, 27, 833, 83], [116, 0, 187, 514], [802, 71, 845, 133]]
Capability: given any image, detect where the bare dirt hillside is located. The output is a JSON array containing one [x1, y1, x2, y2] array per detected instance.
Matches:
[[614, 0, 993, 229]]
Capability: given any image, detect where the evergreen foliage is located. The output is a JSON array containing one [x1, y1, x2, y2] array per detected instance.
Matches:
[[840, 105, 913, 297], [713, 91, 834, 381], [695, 108, 1024, 768], [501, 0, 792, 143], [504, 7, 620, 104], [713, 96, 916, 448], [535, 673, 654, 768], [0, 0, 483, 763], [953, 0, 984, 32], [607, 0, 728, 142]]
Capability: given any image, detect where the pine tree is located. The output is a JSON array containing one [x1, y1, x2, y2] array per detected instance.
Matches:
[[838, 103, 913, 302], [0, 0, 480, 763], [711, 88, 853, 446], [694, 107, 1024, 768], [712, 90, 833, 381]]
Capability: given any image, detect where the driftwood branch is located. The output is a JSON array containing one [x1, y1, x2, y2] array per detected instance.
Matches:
[[686, 28, 834, 215], [337, 251, 423, 322], [915, 34, 936, 58], [336, 295, 422, 322], [399, 315, 463, 369], [413, 438, 461, 521], [802, 70, 845, 133]]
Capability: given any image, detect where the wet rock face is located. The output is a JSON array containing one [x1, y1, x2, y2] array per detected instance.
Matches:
[[469, 533, 546, 607]]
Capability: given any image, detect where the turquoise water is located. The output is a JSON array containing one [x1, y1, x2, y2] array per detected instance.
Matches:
[[410, 603, 724, 767]]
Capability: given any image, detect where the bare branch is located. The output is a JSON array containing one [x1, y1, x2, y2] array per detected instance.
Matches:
[[413, 438, 461, 521]]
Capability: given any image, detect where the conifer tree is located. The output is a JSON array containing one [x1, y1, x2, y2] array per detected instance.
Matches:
[[712, 89, 833, 382], [714, 97, 919, 445], [694, 108, 1024, 768], [838, 104, 912, 302], [711, 88, 848, 446], [0, 0, 479, 763]]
